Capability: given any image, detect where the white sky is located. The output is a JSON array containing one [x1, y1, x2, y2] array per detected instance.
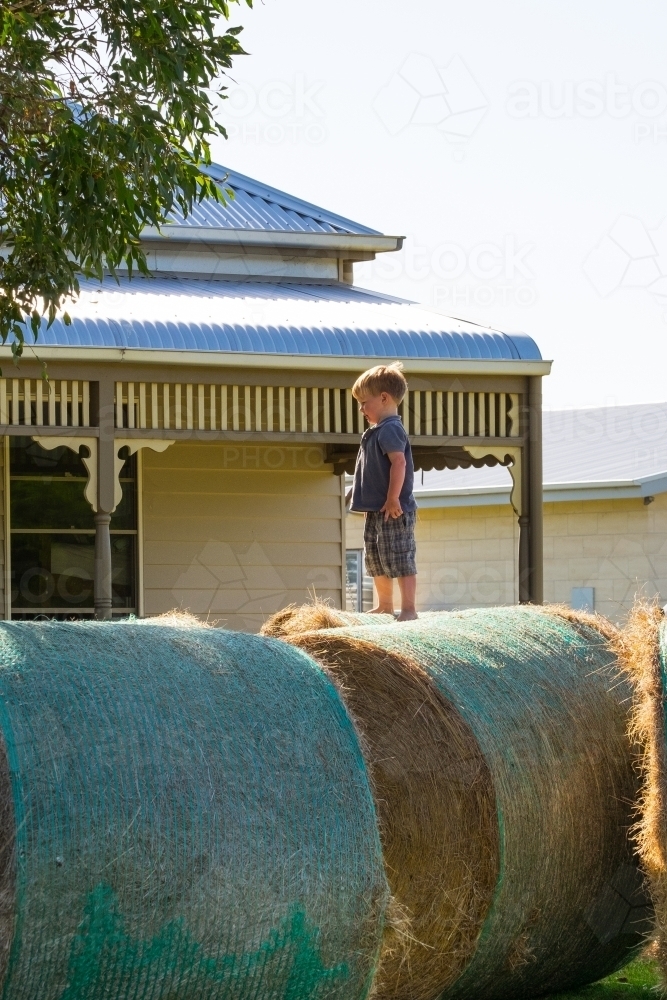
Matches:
[[209, 0, 667, 410]]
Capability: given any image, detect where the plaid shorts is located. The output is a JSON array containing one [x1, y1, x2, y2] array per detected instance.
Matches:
[[364, 510, 417, 579]]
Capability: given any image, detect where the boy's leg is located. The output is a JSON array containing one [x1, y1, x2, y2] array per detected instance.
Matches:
[[371, 575, 394, 614], [364, 512, 394, 613], [377, 511, 418, 620], [396, 576, 417, 621]]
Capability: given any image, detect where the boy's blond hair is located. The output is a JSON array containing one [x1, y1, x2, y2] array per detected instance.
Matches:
[[352, 362, 408, 402]]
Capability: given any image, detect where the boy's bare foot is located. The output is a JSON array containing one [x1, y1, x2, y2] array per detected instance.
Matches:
[[396, 610, 418, 621], [368, 606, 394, 615]]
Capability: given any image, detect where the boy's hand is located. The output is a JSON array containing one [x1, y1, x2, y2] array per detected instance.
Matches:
[[381, 498, 403, 521], [383, 450, 406, 520]]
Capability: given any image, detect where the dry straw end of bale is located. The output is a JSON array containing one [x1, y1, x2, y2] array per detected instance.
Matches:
[[133, 609, 213, 627], [0, 619, 389, 1000], [261, 601, 394, 638], [618, 601, 667, 986], [281, 603, 653, 1000]]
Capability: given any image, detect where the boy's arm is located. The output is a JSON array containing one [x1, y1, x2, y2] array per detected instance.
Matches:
[[381, 451, 406, 521]]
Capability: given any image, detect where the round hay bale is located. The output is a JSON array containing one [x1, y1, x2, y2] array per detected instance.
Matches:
[[0, 619, 388, 1000], [616, 601, 667, 982], [286, 606, 652, 1000]]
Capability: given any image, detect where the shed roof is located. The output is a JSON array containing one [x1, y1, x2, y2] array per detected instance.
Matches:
[[26, 276, 544, 371], [166, 163, 381, 236], [416, 402, 667, 504]]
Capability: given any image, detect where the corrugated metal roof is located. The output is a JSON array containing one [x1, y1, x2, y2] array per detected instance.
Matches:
[[164, 164, 381, 236], [418, 402, 667, 493], [36, 276, 541, 361]]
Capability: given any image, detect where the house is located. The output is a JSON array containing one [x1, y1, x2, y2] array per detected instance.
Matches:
[[347, 402, 667, 622], [0, 164, 548, 629]]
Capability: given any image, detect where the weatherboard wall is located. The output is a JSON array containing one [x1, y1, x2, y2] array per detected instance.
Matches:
[[141, 442, 344, 631]]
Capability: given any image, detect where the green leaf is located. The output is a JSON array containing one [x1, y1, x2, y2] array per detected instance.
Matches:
[[0, 0, 251, 348]]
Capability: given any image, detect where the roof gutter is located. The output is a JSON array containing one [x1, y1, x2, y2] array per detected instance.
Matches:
[[0, 346, 551, 376], [140, 226, 404, 255]]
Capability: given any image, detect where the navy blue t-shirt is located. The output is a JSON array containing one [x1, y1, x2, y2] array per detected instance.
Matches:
[[350, 415, 417, 513]]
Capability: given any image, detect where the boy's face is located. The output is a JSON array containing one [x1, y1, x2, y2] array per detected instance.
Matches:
[[355, 391, 399, 426]]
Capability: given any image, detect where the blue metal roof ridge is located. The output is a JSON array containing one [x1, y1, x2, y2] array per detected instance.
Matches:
[[202, 163, 382, 237], [504, 333, 543, 362]]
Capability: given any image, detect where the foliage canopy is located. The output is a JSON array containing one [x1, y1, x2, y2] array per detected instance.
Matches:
[[0, 0, 251, 357]]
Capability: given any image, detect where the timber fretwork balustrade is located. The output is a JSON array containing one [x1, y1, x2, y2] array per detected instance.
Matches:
[[113, 382, 521, 438], [0, 379, 522, 439], [0, 379, 91, 427]]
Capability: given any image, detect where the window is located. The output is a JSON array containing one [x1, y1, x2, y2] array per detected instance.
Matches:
[[571, 587, 595, 613], [9, 438, 137, 619], [346, 549, 373, 612]]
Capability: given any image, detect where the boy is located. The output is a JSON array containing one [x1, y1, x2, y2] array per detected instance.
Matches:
[[349, 361, 418, 621]]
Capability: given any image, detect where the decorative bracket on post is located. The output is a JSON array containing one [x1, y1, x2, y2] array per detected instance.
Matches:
[[113, 439, 175, 512], [31, 436, 175, 513], [32, 434, 176, 622], [463, 446, 523, 517], [32, 436, 99, 509]]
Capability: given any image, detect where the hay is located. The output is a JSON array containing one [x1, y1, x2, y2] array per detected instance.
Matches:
[[540, 602, 623, 643], [283, 605, 651, 1000], [615, 600, 667, 982], [290, 631, 498, 1000], [261, 601, 394, 637], [136, 609, 212, 628], [0, 619, 389, 1000]]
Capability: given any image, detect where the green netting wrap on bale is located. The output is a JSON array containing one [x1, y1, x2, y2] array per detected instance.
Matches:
[[283, 606, 653, 1000], [0, 619, 389, 1000]]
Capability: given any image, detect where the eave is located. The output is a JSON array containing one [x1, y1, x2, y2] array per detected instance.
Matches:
[[0, 346, 552, 377]]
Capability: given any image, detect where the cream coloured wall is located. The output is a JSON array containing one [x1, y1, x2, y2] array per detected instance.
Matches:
[[346, 493, 667, 622], [542, 494, 667, 619], [142, 442, 344, 632], [346, 505, 519, 610]]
